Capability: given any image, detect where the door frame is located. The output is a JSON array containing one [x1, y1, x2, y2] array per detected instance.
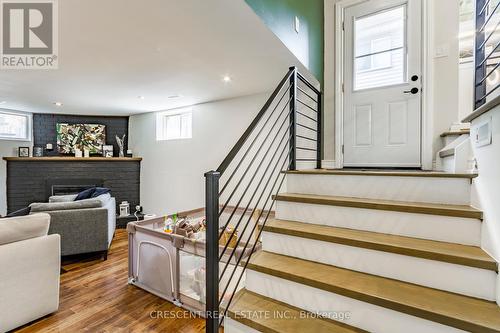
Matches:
[[324, 0, 434, 169]]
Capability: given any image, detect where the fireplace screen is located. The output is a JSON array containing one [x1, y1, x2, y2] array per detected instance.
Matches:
[[46, 178, 103, 198]]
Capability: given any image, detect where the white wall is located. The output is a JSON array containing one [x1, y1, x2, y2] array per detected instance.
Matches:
[[470, 106, 500, 263], [0, 140, 31, 215], [128, 93, 269, 216], [459, 62, 474, 121], [429, 0, 460, 158]]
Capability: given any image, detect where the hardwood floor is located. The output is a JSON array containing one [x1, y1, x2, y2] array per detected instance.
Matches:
[[14, 229, 206, 333]]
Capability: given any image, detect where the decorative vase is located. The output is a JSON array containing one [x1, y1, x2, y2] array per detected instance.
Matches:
[[116, 134, 126, 158]]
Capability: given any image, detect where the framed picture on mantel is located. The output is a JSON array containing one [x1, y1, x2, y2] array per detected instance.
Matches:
[[18, 147, 29, 157], [102, 145, 114, 157]]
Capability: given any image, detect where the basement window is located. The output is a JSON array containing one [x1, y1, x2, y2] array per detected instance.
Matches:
[[0, 110, 31, 141], [156, 109, 192, 141]]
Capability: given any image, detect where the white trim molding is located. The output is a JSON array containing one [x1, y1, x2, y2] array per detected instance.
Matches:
[[321, 159, 337, 169], [420, 0, 434, 170]]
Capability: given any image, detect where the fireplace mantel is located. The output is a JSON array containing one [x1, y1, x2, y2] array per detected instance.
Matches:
[[3, 157, 142, 162]]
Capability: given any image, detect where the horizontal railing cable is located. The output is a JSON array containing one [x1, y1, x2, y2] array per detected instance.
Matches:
[[479, 1, 500, 33], [218, 86, 291, 196], [205, 67, 322, 333], [218, 132, 292, 280], [297, 72, 321, 95], [297, 110, 318, 123], [478, 18, 500, 50], [297, 99, 318, 113], [219, 154, 292, 326], [218, 98, 293, 236], [482, 80, 500, 100], [297, 86, 318, 103], [480, 0, 492, 16], [218, 118, 293, 253], [296, 146, 317, 152], [477, 41, 500, 68], [297, 134, 317, 142], [297, 122, 318, 133], [477, 61, 500, 85], [216, 69, 294, 174], [475, 0, 500, 108]]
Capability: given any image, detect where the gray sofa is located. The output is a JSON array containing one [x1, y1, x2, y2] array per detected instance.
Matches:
[[29, 194, 116, 258]]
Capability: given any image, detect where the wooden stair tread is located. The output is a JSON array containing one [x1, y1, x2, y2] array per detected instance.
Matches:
[[439, 148, 455, 158], [284, 169, 477, 179], [248, 251, 500, 333], [441, 129, 471, 137], [227, 289, 366, 333], [263, 219, 497, 271], [274, 193, 483, 219]]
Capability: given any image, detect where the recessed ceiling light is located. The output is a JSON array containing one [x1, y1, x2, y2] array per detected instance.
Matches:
[[223, 75, 232, 83], [138, 96, 145, 100], [53, 102, 63, 107]]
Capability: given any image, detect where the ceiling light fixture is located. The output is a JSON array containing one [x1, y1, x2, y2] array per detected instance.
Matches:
[[223, 75, 232, 83], [138, 96, 145, 100], [167, 94, 183, 99], [53, 102, 63, 107]]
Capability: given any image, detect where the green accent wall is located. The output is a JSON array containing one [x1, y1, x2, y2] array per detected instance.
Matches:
[[245, 0, 324, 84]]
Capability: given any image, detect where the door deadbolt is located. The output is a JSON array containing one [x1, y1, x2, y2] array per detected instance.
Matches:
[[404, 87, 419, 94]]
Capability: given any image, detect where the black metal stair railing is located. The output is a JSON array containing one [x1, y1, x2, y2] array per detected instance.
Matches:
[[475, 0, 500, 108], [204, 67, 322, 332]]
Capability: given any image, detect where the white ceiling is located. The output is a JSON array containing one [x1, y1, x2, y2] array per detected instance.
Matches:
[[0, 0, 312, 116]]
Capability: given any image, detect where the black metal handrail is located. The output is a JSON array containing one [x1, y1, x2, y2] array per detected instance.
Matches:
[[204, 67, 322, 332], [475, 0, 500, 108]]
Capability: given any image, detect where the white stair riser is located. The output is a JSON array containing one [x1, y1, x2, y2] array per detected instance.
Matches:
[[286, 174, 471, 205], [444, 134, 461, 146], [262, 232, 497, 301], [224, 318, 261, 333], [441, 155, 455, 173], [275, 201, 482, 246], [246, 270, 466, 333]]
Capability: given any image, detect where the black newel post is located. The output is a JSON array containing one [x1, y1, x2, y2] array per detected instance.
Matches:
[[289, 66, 297, 171], [205, 170, 220, 333]]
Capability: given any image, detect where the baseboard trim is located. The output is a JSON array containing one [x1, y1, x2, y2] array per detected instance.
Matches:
[[321, 160, 336, 169]]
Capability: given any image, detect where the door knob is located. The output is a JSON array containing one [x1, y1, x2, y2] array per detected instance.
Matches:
[[404, 87, 419, 94]]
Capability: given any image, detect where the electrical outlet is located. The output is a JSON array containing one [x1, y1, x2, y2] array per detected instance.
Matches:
[[294, 16, 300, 33], [475, 117, 492, 147]]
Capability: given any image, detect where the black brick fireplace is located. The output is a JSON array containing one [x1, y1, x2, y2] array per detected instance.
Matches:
[[4, 157, 141, 213]]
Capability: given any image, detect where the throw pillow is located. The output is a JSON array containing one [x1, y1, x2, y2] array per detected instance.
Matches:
[[4, 206, 31, 218], [75, 187, 111, 201]]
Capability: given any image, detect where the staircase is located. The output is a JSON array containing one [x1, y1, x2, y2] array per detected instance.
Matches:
[[225, 170, 500, 333], [436, 128, 473, 174]]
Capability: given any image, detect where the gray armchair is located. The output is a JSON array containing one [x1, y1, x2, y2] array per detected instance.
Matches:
[[29, 195, 116, 258]]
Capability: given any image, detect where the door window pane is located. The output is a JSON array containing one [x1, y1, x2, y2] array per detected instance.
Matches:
[[354, 5, 407, 91]]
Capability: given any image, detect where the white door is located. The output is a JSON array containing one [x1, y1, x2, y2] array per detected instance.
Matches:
[[343, 0, 422, 167]]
